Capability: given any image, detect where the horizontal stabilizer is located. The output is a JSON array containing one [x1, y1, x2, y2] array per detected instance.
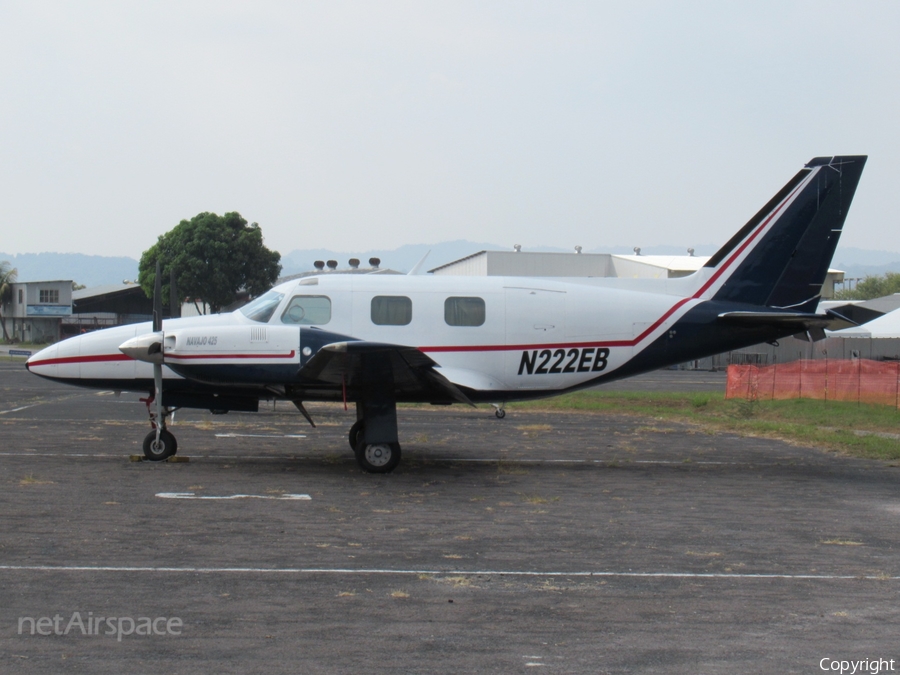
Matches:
[[822, 303, 885, 328], [718, 311, 833, 331]]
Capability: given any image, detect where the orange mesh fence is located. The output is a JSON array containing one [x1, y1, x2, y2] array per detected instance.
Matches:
[[726, 360, 900, 407]]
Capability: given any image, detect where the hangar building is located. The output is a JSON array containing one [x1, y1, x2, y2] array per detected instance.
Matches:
[[429, 249, 845, 299]]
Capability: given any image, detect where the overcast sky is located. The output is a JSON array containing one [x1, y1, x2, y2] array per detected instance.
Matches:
[[1, 1, 898, 259]]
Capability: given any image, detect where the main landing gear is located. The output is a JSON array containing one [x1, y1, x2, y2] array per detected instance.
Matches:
[[347, 401, 402, 474], [140, 394, 178, 461]]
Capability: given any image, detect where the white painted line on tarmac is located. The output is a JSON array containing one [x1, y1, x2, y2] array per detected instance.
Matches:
[[156, 492, 310, 500], [216, 433, 306, 439], [0, 565, 896, 580], [0, 405, 38, 415], [442, 458, 758, 466], [0, 452, 123, 457]]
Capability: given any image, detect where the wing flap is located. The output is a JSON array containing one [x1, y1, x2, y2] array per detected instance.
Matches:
[[298, 341, 473, 405]]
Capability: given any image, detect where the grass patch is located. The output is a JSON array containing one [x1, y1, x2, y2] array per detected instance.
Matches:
[[518, 493, 560, 505], [820, 539, 865, 546], [20, 474, 55, 485], [516, 424, 553, 432], [504, 391, 900, 460]]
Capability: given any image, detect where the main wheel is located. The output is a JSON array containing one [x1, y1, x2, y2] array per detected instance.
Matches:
[[143, 429, 177, 462], [348, 419, 365, 451], [495, 408, 506, 419], [355, 440, 401, 474]]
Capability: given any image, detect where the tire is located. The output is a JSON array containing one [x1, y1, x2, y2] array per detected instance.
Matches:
[[495, 408, 506, 419], [143, 429, 177, 461], [355, 440, 401, 474], [348, 419, 365, 451]]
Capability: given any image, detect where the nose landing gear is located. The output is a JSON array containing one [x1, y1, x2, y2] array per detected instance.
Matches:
[[143, 428, 177, 461], [140, 394, 178, 462]]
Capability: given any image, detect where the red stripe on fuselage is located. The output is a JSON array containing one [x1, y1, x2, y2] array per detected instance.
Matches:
[[418, 299, 690, 355], [29, 351, 297, 368], [165, 351, 296, 361], [27, 353, 134, 368]]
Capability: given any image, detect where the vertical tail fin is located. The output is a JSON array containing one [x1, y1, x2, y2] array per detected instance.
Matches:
[[702, 156, 867, 310]]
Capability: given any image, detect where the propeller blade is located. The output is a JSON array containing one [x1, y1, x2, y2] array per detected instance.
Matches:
[[151, 262, 165, 438], [153, 261, 163, 333], [169, 267, 181, 319]]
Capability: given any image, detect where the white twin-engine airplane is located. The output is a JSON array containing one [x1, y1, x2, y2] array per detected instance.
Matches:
[[27, 156, 868, 473]]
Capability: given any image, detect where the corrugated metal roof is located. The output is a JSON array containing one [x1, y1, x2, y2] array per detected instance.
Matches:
[[427, 251, 488, 273], [73, 284, 143, 300]]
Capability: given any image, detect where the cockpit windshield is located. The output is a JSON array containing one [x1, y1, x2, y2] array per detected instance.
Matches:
[[239, 290, 285, 323]]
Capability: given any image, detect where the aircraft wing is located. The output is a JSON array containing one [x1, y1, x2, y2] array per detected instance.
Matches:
[[298, 341, 474, 406]]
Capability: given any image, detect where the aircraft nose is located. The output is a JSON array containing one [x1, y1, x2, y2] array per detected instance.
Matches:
[[26, 343, 61, 377]]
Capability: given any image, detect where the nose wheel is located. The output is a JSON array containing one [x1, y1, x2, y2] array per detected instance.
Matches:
[[140, 394, 178, 462], [143, 429, 177, 461]]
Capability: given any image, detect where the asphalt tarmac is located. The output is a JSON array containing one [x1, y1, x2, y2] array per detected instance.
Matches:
[[1, 361, 898, 674]]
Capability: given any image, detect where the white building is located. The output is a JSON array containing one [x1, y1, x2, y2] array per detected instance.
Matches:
[[428, 250, 845, 298], [1, 280, 73, 343]]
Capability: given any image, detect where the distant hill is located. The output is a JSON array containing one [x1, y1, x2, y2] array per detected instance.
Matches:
[[830, 247, 900, 279], [2, 243, 899, 288], [0, 252, 139, 287]]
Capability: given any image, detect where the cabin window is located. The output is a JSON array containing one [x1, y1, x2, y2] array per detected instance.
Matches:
[[444, 296, 485, 326], [39, 289, 59, 304], [281, 295, 332, 325], [371, 296, 412, 326], [240, 290, 285, 323]]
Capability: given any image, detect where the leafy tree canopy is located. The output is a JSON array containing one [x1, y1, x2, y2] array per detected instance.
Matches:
[[138, 212, 281, 314], [834, 272, 900, 301]]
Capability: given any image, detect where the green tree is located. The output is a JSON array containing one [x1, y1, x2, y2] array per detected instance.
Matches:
[[0, 261, 18, 342], [834, 272, 900, 301], [138, 212, 282, 314]]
